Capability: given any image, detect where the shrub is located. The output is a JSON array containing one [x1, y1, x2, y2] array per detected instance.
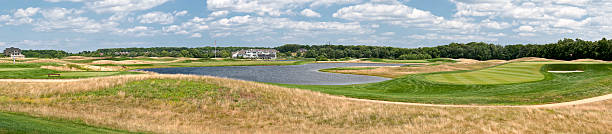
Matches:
[[398, 54, 432, 60]]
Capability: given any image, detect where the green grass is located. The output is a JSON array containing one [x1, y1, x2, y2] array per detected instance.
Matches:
[[0, 63, 141, 79], [58, 72, 120, 77], [321, 67, 378, 71], [0, 112, 135, 134], [277, 63, 612, 105], [73, 79, 224, 101], [0, 68, 37, 71], [361, 58, 430, 63], [424, 63, 545, 85]]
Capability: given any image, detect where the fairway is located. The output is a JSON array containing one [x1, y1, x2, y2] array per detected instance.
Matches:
[[59, 72, 120, 77], [0, 68, 36, 71], [424, 63, 545, 85]]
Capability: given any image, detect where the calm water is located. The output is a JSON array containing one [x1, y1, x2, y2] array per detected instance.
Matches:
[[140, 63, 406, 85]]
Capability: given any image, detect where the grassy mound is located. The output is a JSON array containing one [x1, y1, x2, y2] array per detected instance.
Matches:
[[281, 63, 612, 105], [0, 75, 611, 133], [0, 75, 612, 133], [424, 63, 545, 85]]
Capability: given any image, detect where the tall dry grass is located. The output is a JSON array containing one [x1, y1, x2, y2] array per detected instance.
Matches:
[[0, 74, 610, 134]]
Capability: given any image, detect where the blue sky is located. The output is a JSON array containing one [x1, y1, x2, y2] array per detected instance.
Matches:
[[0, 0, 610, 52]]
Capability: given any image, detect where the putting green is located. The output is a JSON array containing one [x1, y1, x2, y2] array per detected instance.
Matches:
[[424, 63, 545, 85], [0, 68, 36, 71], [58, 72, 120, 77]]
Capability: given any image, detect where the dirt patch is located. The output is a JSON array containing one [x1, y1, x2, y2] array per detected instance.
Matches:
[[24, 59, 69, 63]]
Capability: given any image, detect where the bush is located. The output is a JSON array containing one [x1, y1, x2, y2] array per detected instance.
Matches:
[[315, 56, 328, 61], [398, 54, 432, 60]]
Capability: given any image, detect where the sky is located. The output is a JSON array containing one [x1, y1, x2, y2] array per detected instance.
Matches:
[[0, 0, 610, 52]]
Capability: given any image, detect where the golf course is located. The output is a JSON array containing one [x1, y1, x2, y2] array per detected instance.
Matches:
[[0, 56, 610, 133]]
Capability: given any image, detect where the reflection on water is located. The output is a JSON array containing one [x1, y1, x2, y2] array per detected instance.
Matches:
[[140, 63, 407, 85]]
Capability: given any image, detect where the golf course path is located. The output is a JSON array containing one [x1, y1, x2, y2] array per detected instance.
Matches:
[[329, 93, 612, 108], [1, 77, 610, 108]]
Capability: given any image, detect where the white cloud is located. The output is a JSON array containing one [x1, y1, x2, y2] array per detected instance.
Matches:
[[41, 8, 84, 20], [206, 0, 358, 16], [138, 11, 175, 24], [174, 10, 188, 16], [190, 33, 202, 38], [209, 10, 229, 17], [14, 7, 40, 18], [300, 9, 321, 17], [116, 26, 158, 37], [44, 0, 84, 2], [480, 19, 511, 29], [5, 7, 41, 25], [86, 0, 170, 13], [517, 25, 535, 32], [381, 32, 395, 36], [333, 3, 478, 32]]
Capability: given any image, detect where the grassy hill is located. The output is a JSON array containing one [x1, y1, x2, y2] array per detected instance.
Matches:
[[1, 74, 610, 133]]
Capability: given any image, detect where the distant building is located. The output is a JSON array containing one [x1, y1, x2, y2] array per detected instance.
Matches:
[[4, 47, 25, 58], [232, 49, 278, 59]]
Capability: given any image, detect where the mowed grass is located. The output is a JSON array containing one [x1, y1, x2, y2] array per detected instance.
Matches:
[[0, 68, 37, 71], [0, 63, 140, 79], [58, 72, 120, 77], [0, 112, 133, 134], [424, 63, 545, 85], [280, 63, 612, 105]]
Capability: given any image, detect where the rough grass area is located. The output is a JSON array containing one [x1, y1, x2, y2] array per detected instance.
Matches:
[[0, 112, 132, 134], [0, 75, 610, 133], [280, 64, 612, 105], [424, 63, 545, 85]]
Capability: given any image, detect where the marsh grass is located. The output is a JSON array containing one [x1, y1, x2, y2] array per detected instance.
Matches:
[[0, 74, 610, 133]]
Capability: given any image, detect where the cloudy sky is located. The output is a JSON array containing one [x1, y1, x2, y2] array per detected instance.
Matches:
[[0, 0, 610, 52]]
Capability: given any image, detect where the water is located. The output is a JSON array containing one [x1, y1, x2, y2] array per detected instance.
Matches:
[[140, 63, 407, 85]]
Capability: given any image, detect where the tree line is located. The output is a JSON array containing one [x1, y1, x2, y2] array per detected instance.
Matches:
[[279, 38, 612, 61], [6, 38, 611, 61]]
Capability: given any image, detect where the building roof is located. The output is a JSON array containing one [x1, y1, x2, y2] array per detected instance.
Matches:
[[232, 49, 279, 55]]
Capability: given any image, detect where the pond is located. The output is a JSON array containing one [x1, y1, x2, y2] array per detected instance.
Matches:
[[140, 63, 406, 85]]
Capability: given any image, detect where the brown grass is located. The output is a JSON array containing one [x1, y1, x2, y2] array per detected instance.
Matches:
[[325, 61, 503, 78], [0, 74, 610, 134]]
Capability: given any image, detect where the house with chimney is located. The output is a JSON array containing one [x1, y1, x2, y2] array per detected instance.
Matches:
[[3, 47, 25, 58]]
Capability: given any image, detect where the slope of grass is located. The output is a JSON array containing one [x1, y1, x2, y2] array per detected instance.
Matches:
[[0, 75, 610, 133], [424, 63, 544, 85], [279, 63, 612, 105], [0, 112, 133, 134]]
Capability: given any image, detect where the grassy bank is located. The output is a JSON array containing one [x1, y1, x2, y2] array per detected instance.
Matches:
[[0, 75, 610, 133], [0, 112, 134, 134], [279, 63, 612, 105]]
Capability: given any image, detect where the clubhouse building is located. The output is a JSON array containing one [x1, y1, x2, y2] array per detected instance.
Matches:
[[232, 49, 278, 59]]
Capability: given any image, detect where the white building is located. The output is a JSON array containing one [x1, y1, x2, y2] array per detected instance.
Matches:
[[232, 49, 278, 59]]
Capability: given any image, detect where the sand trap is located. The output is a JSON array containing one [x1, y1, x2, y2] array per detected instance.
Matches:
[[548, 70, 584, 73]]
